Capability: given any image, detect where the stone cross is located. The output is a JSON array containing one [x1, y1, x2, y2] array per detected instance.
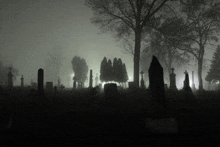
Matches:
[[171, 68, 174, 74], [8, 67, 13, 88]]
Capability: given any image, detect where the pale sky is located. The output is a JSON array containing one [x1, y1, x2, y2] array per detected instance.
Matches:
[[0, 0, 216, 88], [1, 0, 133, 87]]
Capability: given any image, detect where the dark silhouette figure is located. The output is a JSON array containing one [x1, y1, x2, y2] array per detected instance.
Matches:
[[148, 56, 165, 105], [38, 68, 44, 95], [170, 68, 177, 90]]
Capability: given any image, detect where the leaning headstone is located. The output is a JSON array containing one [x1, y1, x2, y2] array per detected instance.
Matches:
[[89, 70, 93, 88], [7, 67, 13, 88], [46, 82, 53, 91], [38, 68, 44, 95], [169, 68, 177, 90], [20, 75, 24, 87], [148, 56, 165, 105]]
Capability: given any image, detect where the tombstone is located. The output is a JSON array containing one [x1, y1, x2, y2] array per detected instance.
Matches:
[[140, 71, 145, 89], [148, 56, 165, 105], [54, 86, 57, 93], [7, 67, 13, 88], [58, 77, 61, 88], [89, 70, 93, 88], [183, 70, 192, 92], [95, 73, 99, 87], [38, 68, 44, 95], [191, 71, 196, 91], [20, 75, 24, 87], [169, 68, 177, 90], [104, 83, 118, 98], [73, 76, 76, 89], [46, 82, 53, 91]]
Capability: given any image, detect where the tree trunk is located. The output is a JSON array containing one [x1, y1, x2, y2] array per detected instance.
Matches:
[[133, 29, 142, 88], [198, 57, 203, 90]]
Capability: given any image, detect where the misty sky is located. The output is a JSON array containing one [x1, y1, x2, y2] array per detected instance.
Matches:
[[1, 0, 133, 87], [0, 0, 215, 88]]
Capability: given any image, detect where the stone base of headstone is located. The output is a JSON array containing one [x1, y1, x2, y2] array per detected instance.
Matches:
[[145, 118, 178, 134], [104, 83, 118, 98]]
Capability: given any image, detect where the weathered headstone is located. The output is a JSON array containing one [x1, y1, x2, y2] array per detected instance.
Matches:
[[7, 67, 13, 88], [89, 70, 93, 88], [183, 70, 192, 92], [38, 68, 44, 95], [169, 68, 177, 90], [140, 71, 145, 89], [46, 82, 53, 91], [191, 71, 196, 91], [20, 75, 24, 87], [148, 56, 165, 104]]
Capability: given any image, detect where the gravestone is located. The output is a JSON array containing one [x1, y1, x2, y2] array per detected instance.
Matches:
[[46, 82, 53, 91], [7, 67, 13, 88], [183, 70, 192, 92], [148, 56, 165, 105], [169, 68, 177, 90], [89, 70, 93, 88], [140, 71, 145, 89], [20, 75, 24, 87], [191, 71, 196, 91], [38, 68, 44, 95]]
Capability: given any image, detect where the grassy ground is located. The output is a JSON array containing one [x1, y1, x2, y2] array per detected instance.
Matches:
[[1, 87, 220, 146]]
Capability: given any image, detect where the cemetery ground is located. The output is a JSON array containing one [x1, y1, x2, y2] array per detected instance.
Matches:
[[1, 87, 220, 146]]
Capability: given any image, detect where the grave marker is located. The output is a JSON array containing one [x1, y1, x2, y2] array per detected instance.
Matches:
[[38, 68, 44, 95], [169, 68, 177, 90]]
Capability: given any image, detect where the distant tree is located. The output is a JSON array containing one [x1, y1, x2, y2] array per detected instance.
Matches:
[[205, 45, 220, 83], [100, 57, 108, 82], [71, 56, 88, 86], [112, 58, 118, 82], [106, 59, 113, 82], [86, 0, 175, 88], [117, 58, 123, 83]]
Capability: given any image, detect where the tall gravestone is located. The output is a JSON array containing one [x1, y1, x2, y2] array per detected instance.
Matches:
[[21, 75, 24, 87], [169, 68, 177, 90], [89, 70, 93, 88], [8, 67, 13, 88], [148, 56, 165, 104], [183, 71, 192, 92], [38, 68, 44, 95], [46, 82, 53, 91]]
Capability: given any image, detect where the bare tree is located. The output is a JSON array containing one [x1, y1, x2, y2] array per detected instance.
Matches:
[[86, 0, 174, 88]]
